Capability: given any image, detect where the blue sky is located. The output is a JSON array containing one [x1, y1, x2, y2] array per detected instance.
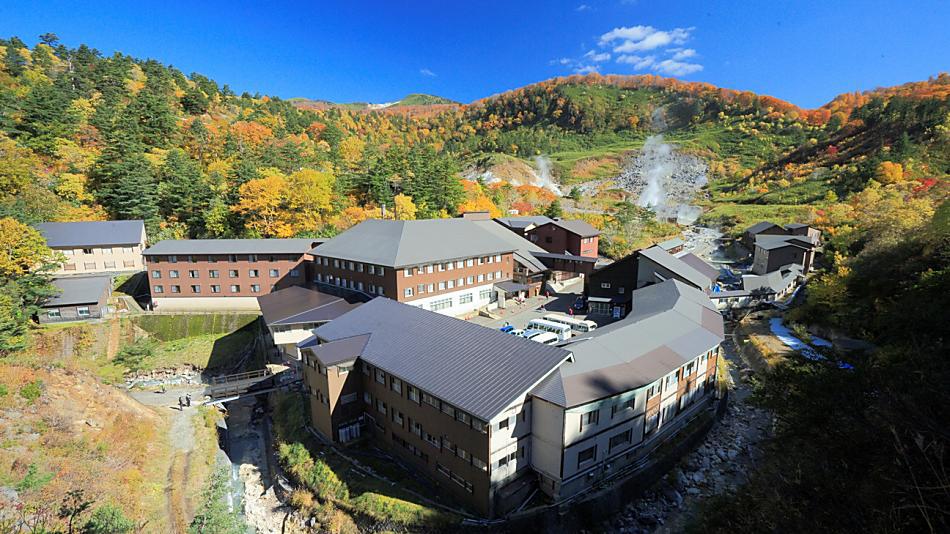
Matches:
[[2, 0, 948, 108]]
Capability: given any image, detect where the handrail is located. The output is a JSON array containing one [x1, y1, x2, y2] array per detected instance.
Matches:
[[211, 368, 270, 385]]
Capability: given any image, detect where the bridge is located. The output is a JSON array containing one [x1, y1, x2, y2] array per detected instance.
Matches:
[[205, 368, 275, 399]]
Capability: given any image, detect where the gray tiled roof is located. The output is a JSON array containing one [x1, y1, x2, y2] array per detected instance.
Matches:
[[676, 252, 721, 283], [744, 221, 781, 235], [257, 286, 364, 326], [494, 216, 554, 230], [532, 279, 723, 408], [144, 238, 319, 256], [754, 234, 816, 251], [308, 334, 371, 366], [43, 276, 112, 307], [548, 218, 601, 238], [310, 219, 518, 268], [36, 220, 144, 248], [472, 220, 549, 273], [639, 246, 715, 289], [310, 297, 570, 421]]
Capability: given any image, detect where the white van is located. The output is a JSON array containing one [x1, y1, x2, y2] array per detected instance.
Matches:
[[543, 314, 598, 333], [526, 319, 573, 341], [525, 331, 560, 345]]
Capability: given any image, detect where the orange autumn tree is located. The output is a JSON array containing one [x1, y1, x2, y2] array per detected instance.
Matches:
[[457, 180, 502, 217]]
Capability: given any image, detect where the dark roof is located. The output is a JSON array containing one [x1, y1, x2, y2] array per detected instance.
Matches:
[[754, 234, 817, 251], [257, 286, 364, 326], [472, 220, 549, 273], [308, 334, 371, 366], [677, 252, 720, 283], [144, 238, 319, 256], [784, 223, 810, 230], [36, 220, 144, 248], [495, 281, 530, 293], [532, 279, 723, 408], [310, 219, 518, 268], [43, 276, 112, 307], [310, 298, 570, 421], [657, 237, 685, 251], [639, 246, 715, 289], [532, 252, 598, 263], [544, 219, 601, 238], [744, 221, 782, 235], [494, 216, 554, 230]]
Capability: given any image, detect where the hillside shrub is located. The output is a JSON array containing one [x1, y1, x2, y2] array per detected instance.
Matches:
[[82, 504, 135, 534], [278, 442, 349, 502], [18, 379, 42, 403], [113, 339, 155, 371]]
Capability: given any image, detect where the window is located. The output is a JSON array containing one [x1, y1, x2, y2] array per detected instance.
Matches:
[[609, 429, 633, 452], [437, 281, 446, 291], [647, 382, 661, 398], [477, 257, 483, 265], [211, 285, 221, 293], [611, 398, 636, 418], [417, 284, 425, 295], [207, 255, 217, 263], [169, 270, 179, 278], [577, 445, 596, 467], [269, 269, 279, 277], [170, 285, 181, 293], [341, 393, 358, 405], [248, 254, 258, 262], [250, 284, 260, 293], [363, 392, 372, 404], [447, 262, 454, 271], [191, 285, 201, 293], [289, 269, 299, 277], [390, 377, 402, 395], [458, 447, 470, 462], [168, 255, 177, 263], [77, 306, 90, 317], [64, 263, 76, 271], [477, 274, 485, 283], [479, 289, 492, 300], [426, 264, 434, 274], [348, 261, 355, 271], [248, 269, 259, 278], [466, 259, 474, 267], [337, 364, 353, 375], [456, 410, 470, 426], [391, 408, 404, 426], [404, 288, 413, 298], [103, 261, 116, 269], [357, 263, 364, 273], [618, 286, 625, 294], [153, 285, 164, 293], [438, 263, 446, 272], [411, 419, 422, 437], [580, 409, 599, 431], [495, 270, 502, 279], [495, 255, 502, 262], [377, 286, 384, 296], [63, 250, 74, 256], [209, 270, 219, 278], [376, 399, 387, 415], [377, 267, 384, 276], [422, 392, 438, 408], [457, 278, 464, 287], [375, 368, 385, 385], [368, 265, 375, 275], [229, 270, 239, 278], [447, 279, 455, 289], [423, 431, 439, 448], [601, 282, 611, 289], [441, 402, 455, 418], [645, 407, 660, 435], [152, 270, 161, 279], [228, 255, 237, 262], [407, 385, 419, 403], [442, 438, 456, 454], [487, 272, 494, 281], [230, 285, 241, 293], [473, 457, 487, 471], [466, 276, 474, 285], [473, 418, 488, 434], [498, 418, 509, 430], [47, 309, 61, 319], [430, 298, 452, 312], [186, 270, 197, 278]]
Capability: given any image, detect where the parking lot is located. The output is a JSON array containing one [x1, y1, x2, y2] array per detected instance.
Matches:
[[467, 278, 609, 334]]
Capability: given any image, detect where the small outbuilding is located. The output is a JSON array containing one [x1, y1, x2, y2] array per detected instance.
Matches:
[[39, 275, 112, 323]]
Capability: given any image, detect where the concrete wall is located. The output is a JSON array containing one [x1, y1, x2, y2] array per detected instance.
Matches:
[[151, 296, 262, 312]]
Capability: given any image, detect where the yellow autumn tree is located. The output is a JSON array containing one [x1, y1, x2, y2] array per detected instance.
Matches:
[[231, 171, 293, 237], [286, 168, 336, 232], [393, 193, 418, 220], [0, 218, 60, 277], [875, 161, 905, 184], [338, 137, 366, 169]]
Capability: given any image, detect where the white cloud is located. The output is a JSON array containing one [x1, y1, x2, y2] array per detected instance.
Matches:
[[419, 68, 436, 77], [600, 25, 692, 53], [574, 64, 600, 75], [576, 4, 591, 11], [671, 48, 696, 60], [616, 54, 655, 69], [653, 59, 703, 76], [584, 50, 612, 62]]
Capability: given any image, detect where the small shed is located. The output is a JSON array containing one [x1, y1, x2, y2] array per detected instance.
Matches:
[[39, 276, 112, 323]]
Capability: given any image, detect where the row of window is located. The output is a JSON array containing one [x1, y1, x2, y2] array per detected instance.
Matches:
[[363, 363, 489, 433], [153, 268, 298, 279], [435, 462, 476, 494], [62, 246, 138, 255], [46, 307, 91, 318], [63, 260, 137, 271], [315, 274, 385, 296], [403, 256, 504, 278], [150, 254, 298, 263], [315, 256, 385, 276], [153, 284, 267, 294], [403, 272, 504, 298]]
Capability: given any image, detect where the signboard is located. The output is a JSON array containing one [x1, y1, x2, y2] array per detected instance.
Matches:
[[612, 306, 622, 319]]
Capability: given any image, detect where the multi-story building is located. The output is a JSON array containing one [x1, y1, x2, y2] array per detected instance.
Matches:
[[258, 286, 365, 361], [525, 219, 600, 259], [299, 297, 572, 517], [469, 218, 550, 297], [751, 234, 819, 275], [36, 220, 147, 276], [143, 239, 317, 311], [309, 219, 519, 317], [299, 278, 724, 518]]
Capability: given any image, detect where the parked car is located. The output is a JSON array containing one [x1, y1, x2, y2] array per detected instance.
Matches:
[[508, 328, 525, 337], [525, 331, 560, 345], [499, 325, 515, 333], [573, 296, 587, 311]]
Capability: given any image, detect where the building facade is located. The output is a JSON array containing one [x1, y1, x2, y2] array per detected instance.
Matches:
[[143, 239, 316, 310], [36, 220, 147, 276], [39, 275, 112, 323], [526, 220, 600, 258]]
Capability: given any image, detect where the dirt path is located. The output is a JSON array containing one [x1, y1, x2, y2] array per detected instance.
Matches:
[[106, 317, 122, 360]]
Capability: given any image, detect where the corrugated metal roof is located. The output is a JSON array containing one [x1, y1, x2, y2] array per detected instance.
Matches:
[[639, 246, 714, 289], [494, 216, 554, 230], [310, 219, 518, 268], [657, 237, 685, 251], [257, 286, 364, 326], [311, 298, 570, 421], [309, 334, 371, 366], [43, 276, 112, 307], [546, 219, 601, 238], [144, 238, 319, 255], [532, 279, 724, 408], [676, 252, 721, 283], [754, 234, 816, 251], [36, 220, 144, 248], [744, 221, 781, 235]]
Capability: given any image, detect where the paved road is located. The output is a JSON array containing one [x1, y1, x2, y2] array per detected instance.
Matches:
[[468, 278, 588, 331]]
